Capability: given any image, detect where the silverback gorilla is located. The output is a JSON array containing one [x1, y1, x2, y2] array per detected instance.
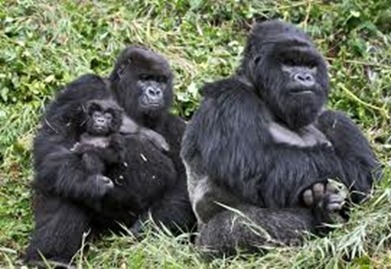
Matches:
[[24, 46, 195, 267], [181, 20, 380, 256]]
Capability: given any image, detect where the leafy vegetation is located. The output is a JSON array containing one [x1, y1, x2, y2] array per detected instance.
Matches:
[[0, 0, 390, 268]]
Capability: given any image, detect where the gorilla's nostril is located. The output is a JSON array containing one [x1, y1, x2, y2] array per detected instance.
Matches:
[[102, 177, 111, 184], [297, 74, 312, 81], [304, 74, 314, 82], [147, 87, 162, 98], [295, 72, 314, 84]]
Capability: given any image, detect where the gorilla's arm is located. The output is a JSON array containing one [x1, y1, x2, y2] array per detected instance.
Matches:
[[79, 133, 126, 165], [121, 116, 170, 152], [33, 74, 113, 204], [182, 79, 275, 206], [33, 139, 110, 206], [132, 115, 196, 235], [316, 110, 380, 202]]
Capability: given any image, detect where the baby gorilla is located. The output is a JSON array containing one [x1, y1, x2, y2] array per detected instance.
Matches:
[[71, 99, 125, 199], [72, 99, 170, 201]]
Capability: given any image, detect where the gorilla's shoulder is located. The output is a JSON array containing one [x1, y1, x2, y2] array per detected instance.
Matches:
[[43, 74, 112, 124], [200, 76, 253, 98], [68, 73, 106, 86], [163, 113, 186, 135], [166, 113, 186, 125], [57, 74, 110, 99], [48, 74, 110, 109]]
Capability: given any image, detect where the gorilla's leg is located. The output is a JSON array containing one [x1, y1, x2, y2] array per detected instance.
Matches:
[[196, 206, 314, 257], [196, 182, 345, 257], [130, 187, 196, 238], [24, 196, 91, 267]]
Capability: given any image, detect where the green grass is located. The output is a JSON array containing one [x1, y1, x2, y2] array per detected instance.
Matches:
[[0, 0, 390, 268]]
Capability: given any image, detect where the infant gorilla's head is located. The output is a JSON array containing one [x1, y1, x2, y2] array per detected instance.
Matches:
[[85, 99, 123, 136]]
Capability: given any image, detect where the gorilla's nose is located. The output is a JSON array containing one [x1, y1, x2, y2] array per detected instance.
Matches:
[[294, 72, 315, 87], [96, 118, 106, 124], [147, 87, 162, 99]]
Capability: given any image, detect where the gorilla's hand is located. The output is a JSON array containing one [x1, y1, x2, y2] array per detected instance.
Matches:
[[120, 116, 169, 152], [87, 175, 114, 197], [70, 142, 96, 154], [139, 128, 170, 152], [302, 181, 347, 227], [303, 182, 344, 209], [81, 175, 114, 212]]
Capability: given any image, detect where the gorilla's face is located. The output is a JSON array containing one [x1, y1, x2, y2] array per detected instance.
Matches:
[[85, 100, 123, 136], [110, 46, 173, 122], [136, 74, 169, 113], [253, 40, 329, 130]]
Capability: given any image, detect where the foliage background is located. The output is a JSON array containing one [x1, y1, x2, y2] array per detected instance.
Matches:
[[0, 0, 390, 268]]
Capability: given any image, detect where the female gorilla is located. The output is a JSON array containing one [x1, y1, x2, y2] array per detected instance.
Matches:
[[181, 20, 380, 256], [24, 47, 195, 267]]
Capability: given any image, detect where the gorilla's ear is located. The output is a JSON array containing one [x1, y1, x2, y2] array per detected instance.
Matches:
[[110, 108, 124, 131], [247, 54, 263, 82], [116, 59, 132, 78], [253, 55, 262, 66]]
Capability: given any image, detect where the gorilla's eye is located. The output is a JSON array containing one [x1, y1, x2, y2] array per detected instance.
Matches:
[[282, 57, 297, 67], [139, 74, 151, 81], [254, 55, 262, 65], [305, 61, 318, 69], [156, 76, 168, 83], [104, 113, 113, 121], [92, 111, 103, 119]]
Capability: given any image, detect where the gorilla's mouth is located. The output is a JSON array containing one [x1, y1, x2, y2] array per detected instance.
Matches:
[[139, 96, 163, 110], [291, 89, 313, 95], [146, 101, 162, 107], [287, 84, 320, 96], [91, 125, 108, 135], [288, 87, 314, 94], [94, 125, 106, 131]]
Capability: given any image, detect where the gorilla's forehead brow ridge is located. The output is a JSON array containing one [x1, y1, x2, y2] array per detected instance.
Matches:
[[259, 35, 313, 47], [274, 46, 323, 61]]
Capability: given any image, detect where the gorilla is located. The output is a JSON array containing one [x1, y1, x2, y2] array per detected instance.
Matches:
[[69, 99, 126, 208], [181, 20, 380, 257], [24, 47, 195, 267]]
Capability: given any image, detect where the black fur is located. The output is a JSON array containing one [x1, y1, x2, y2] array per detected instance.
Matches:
[[181, 20, 380, 256], [70, 99, 126, 211], [24, 47, 195, 266], [107, 46, 195, 234], [109, 46, 173, 124]]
